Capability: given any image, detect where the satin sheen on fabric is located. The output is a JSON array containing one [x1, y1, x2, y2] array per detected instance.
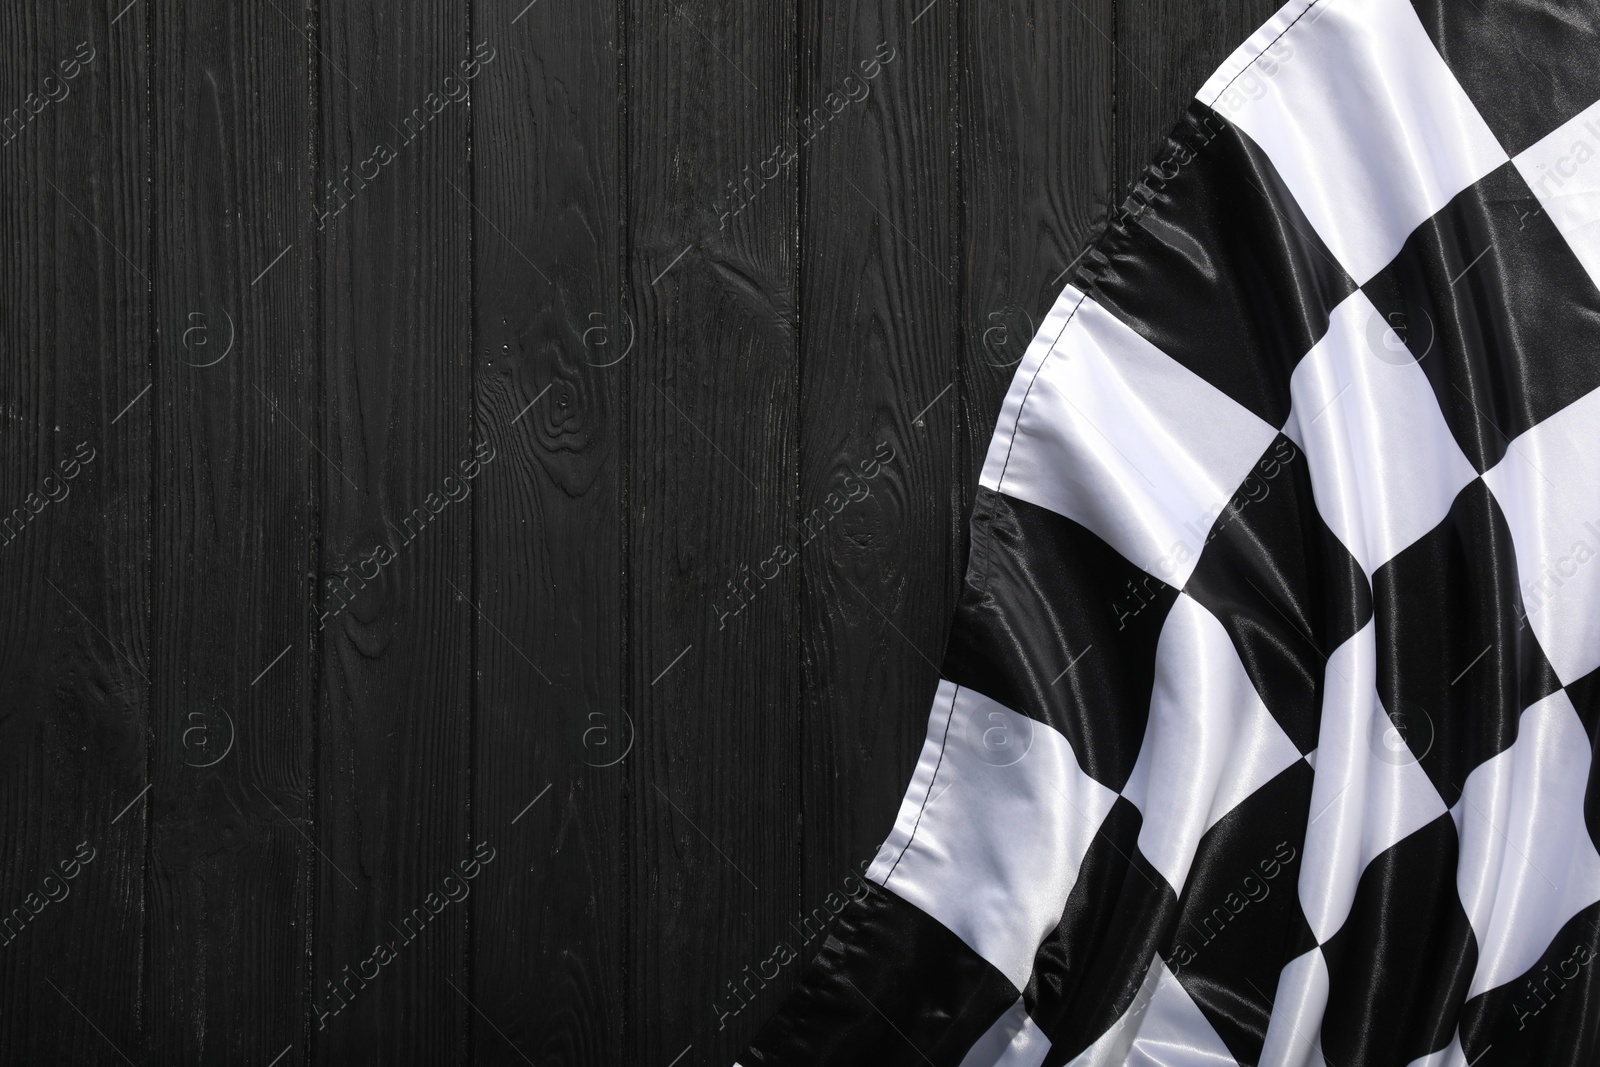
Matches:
[[738, 0, 1600, 1064]]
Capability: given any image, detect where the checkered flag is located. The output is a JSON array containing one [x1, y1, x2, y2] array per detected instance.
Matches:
[[738, 0, 1600, 1064]]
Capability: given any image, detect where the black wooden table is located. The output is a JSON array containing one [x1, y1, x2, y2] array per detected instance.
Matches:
[[0, 0, 1274, 1062]]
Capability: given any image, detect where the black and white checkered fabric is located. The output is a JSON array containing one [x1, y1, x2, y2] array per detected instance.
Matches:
[[739, 1, 1600, 1064]]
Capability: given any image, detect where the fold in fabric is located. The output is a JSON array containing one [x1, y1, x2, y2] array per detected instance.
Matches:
[[741, 0, 1600, 1064]]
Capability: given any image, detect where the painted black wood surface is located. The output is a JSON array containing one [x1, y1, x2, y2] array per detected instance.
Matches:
[[0, 0, 1276, 1062]]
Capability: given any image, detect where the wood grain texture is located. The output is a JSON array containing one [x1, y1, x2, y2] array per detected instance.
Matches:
[[146, 1, 316, 1060], [313, 0, 473, 1061], [624, 0, 801, 1061], [467, 0, 625, 1063], [792, 0, 958, 1026], [0, 0, 148, 1062]]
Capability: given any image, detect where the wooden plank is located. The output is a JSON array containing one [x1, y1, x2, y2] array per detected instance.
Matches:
[[0, 1, 148, 1063], [1113, 0, 1282, 193], [466, 0, 626, 1063], [143, 2, 316, 1060], [625, 0, 801, 1061], [313, 1, 474, 1062], [791, 0, 960, 1021]]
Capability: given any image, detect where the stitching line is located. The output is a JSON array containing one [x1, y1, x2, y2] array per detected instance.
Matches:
[[883, 683, 962, 888], [1202, 0, 1328, 111], [992, 291, 1089, 500]]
